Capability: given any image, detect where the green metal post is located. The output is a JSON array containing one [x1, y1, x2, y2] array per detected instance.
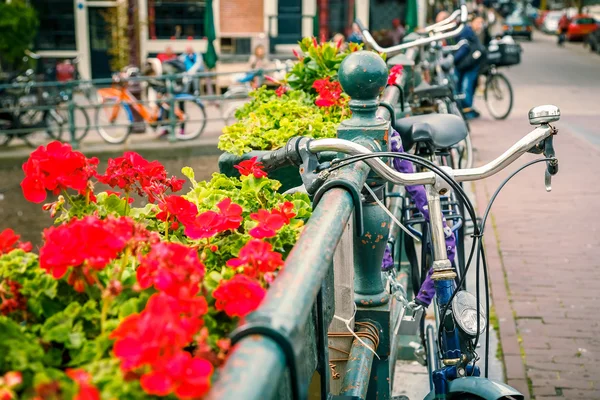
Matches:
[[167, 75, 177, 143], [67, 84, 78, 149], [339, 326, 377, 399], [338, 51, 390, 307]]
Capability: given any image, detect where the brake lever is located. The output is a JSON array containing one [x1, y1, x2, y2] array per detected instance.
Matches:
[[543, 135, 558, 192]]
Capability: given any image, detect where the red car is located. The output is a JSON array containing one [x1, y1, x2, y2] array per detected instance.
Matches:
[[535, 10, 550, 29], [567, 15, 598, 41]]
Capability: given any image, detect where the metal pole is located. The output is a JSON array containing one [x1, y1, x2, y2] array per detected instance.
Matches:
[[167, 76, 177, 143], [339, 325, 378, 399], [207, 181, 365, 400], [67, 84, 77, 148]]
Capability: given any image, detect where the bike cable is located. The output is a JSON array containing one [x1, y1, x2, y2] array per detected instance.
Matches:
[[472, 157, 554, 377], [327, 152, 553, 376], [326, 152, 486, 365]]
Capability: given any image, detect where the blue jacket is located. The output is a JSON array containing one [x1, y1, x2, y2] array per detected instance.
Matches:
[[453, 26, 480, 66]]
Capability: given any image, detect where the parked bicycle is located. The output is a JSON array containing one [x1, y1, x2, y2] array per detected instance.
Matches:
[[95, 66, 207, 144], [256, 97, 559, 400], [479, 36, 521, 120]]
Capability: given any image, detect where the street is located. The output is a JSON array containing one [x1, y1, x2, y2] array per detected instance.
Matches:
[[471, 31, 600, 400]]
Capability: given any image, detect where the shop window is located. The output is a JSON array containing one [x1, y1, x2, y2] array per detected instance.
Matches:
[[32, 0, 76, 51], [219, 38, 251, 55], [148, 0, 206, 39]]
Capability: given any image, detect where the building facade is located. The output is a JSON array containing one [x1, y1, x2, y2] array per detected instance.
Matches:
[[33, 0, 410, 79]]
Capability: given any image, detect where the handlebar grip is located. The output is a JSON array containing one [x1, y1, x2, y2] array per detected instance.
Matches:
[[354, 18, 367, 32], [260, 146, 291, 171]]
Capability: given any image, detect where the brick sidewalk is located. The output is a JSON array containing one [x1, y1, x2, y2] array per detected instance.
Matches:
[[471, 116, 600, 399]]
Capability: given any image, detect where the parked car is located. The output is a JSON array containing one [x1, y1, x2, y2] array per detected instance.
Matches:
[[503, 12, 534, 40], [567, 15, 598, 41], [584, 27, 600, 53], [535, 10, 550, 28], [542, 11, 562, 34]]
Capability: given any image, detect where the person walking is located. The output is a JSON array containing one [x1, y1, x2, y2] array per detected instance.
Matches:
[[452, 16, 486, 120], [179, 45, 204, 94], [390, 19, 406, 45], [558, 12, 570, 46]]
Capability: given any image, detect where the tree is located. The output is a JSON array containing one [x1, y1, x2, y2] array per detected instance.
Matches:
[[0, 0, 39, 72]]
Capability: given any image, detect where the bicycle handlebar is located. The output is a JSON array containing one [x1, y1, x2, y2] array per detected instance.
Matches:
[[260, 123, 557, 188], [356, 5, 469, 55]]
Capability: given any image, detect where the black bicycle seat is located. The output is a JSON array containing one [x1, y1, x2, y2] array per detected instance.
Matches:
[[412, 82, 453, 101], [394, 113, 468, 151]]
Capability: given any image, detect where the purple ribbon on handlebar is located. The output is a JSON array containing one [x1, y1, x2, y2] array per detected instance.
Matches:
[[382, 127, 456, 307]]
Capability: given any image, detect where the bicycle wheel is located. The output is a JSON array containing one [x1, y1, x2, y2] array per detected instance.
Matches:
[[484, 73, 513, 120], [95, 99, 132, 144], [171, 99, 206, 140], [46, 106, 90, 143]]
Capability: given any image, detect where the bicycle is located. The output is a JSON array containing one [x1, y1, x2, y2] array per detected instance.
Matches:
[[94, 68, 207, 144], [480, 64, 513, 120], [252, 93, 559, 400], [358, 10, 473, 295]]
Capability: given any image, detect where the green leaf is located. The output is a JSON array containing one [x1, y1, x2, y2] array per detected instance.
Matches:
[[41, 303, 81, 343]]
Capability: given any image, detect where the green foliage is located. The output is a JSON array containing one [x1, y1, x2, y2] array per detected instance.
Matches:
[[218, 87, 346, 156], [0, 0, 39, 70], [182, 171, 312, 273], [286, 37, 363, 93]]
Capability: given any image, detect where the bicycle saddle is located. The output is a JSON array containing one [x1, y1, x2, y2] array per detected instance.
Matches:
[[412, 82, 453, 100], [394, 113, 468, 151]]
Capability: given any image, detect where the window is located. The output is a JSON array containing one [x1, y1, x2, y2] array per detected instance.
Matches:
[[148, 0, 206, 39], [32, 0, 76, 50], [576, 18, 595, 25], [219, 38, 251, 55], [329, 0, 349, 37]]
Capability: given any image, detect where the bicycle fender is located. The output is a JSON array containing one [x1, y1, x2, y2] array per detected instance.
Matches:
[[423, 377, 524, 400]]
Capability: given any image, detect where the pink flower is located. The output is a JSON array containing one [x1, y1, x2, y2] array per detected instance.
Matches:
[[226, 239, 284, 278], [213, 275, 266, 318], [234, 157, 267, 178], [249, 209, 287, 239]]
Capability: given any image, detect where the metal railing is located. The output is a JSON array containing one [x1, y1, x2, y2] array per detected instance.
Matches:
[[0, 66, 289, 148], [207, 54, 403, 399]]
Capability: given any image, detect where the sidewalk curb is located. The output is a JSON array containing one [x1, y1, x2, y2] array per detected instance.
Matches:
[[0, 138, 221, 169], [473, 182, 531, 400]]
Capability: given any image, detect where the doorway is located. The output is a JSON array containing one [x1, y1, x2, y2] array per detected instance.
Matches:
[[88, 7, 113, 79]]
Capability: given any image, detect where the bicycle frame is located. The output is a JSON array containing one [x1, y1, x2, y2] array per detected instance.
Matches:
[[97, 86, 190, 126]]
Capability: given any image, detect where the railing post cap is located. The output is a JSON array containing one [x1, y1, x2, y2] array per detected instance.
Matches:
[[339, 51, 387, 102]]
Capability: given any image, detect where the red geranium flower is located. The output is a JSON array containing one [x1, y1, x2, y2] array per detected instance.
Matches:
[[96, 152, 185, 203], [226, 239, 284, 278], [249, 209, 287, 239], [272, 201, 296, 223], [275, 85, 288, 97], [183, 210, 224, 240], [156, 195, 198, 226], [21, 141, 98, 203], [0, 229, 32, 255], [213, 274, 266, 318], [111, 292, 206, 372], [39, 216, 134, 290], [140, 351, 213, 399], [137, 242, 205, 300], [387, 65, 403, 85], [216, 197, 243, 231], [66, 369, 100, 400], [313, 77, 344, 108], [234, 157, 267, 179]]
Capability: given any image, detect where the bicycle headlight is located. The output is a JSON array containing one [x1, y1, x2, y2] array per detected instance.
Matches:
[[452, 291, 486, 336]]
